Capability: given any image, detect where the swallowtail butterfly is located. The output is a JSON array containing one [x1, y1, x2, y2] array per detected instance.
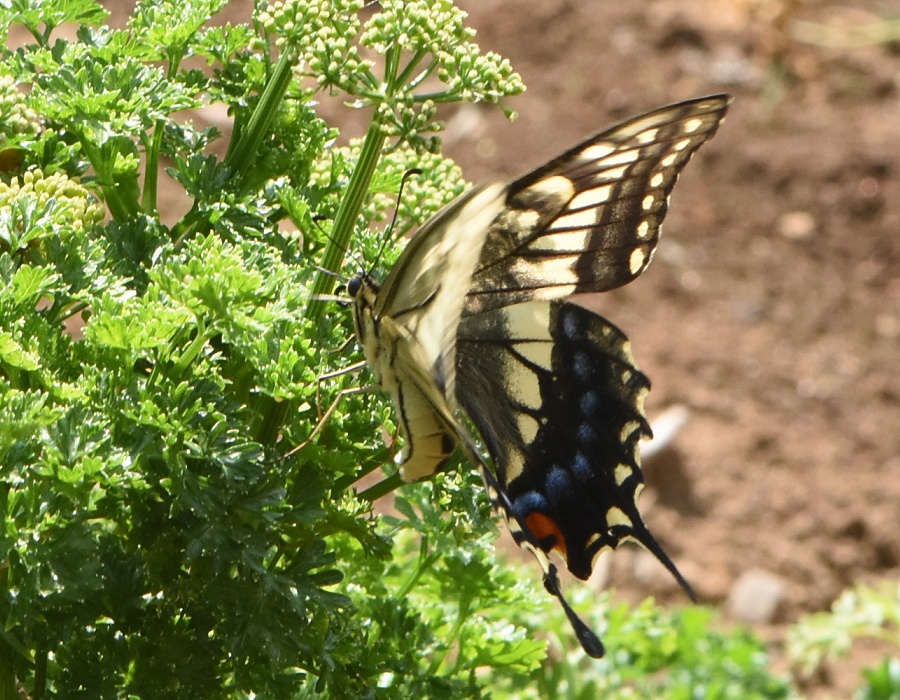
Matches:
[[348, 94, 731, 656]]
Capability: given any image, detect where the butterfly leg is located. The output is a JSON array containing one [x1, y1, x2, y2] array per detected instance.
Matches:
[[279, 360, 370, 461], [279, 384, 371, 460]]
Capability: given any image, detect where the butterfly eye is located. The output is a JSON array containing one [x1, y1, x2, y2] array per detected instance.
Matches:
[[347, 277, 362, 297]]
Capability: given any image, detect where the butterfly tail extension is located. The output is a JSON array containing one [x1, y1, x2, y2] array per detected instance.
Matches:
[[444, 415, 607, 656], [480, 464, 606, 658], [628, 522, 697, 602], [543, 564, 605, 658]]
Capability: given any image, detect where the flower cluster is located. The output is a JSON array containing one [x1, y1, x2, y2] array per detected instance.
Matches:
[[0, 168, 104, 241], [0, 73, 41, 144], [309, 139, 465, 229], [360, 0, 472, 55]]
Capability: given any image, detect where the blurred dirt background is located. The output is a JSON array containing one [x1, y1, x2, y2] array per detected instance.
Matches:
[[101, 1, 899, 696]]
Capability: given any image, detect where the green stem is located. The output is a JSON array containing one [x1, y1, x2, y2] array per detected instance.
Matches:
[[80, 139, 134, 223], [253, 394, 290, 449], [143, 125, 163, 215], [396, 538, 438, 599], [0, 656, 14, 700], [170, 204, 206, 249], [32, 651, 46, 700], [356, 472, 403, 502], [428, 597, 470, 675], [393, 49, 429, 89], [224, 48, 296, 185], [143, 53, 181, 216], [407, 58, 440, 92], [306, 120, 386, 321], [332, 450, 392, 495]]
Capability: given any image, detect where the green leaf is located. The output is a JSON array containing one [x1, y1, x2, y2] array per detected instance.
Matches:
[[10, 263, 59, 305], [2, 0, 108, 39], [0, 330, 40, 371], [860, 658, 900, 700]]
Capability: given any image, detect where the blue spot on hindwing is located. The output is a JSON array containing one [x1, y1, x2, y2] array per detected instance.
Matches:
[[573, 351, 591, 381], [546, 464, 574, 505], [562, 309, 581, 339], [511, 491, 548, 519], [579, 390, 600, 417], [578, 422, 598, 445], [571, 451, 593, 481]]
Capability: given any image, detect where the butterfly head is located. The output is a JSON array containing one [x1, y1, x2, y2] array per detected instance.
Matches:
[[346, 272, 381, 303], [346, 275, 363, 298]]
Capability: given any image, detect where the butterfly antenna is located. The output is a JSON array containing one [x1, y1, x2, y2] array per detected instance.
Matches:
[[313, 264, 348, 283], [369, 168, 423, 276], [308, 214, 369, 277]]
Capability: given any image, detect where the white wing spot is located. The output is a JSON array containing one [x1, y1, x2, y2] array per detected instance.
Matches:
[[515, 340, 552, 368], [597, 164, 628, 182], [510, 373, 542, 412], [606, 506, 633, 528], [629, 248, 645, 274], [571, 184, 612, 209], [512, 256, 580, 288], [581, 142, 616, 160], [620, 420, 642, 443], [614, 463, 633, 485], [505, 451, 526, 484], [635, 384, 649, 414], [628, 115, 667, 136], [524, 175, 576, 202], [684, 117, 704, 133], [642, 194, 655, 210], [661, 153, 678, 168], [602, 148, 640, 167], [637, 127, 659, 144], [554, 210, 597, 231], [674, 138, 692, 152], [517, 412, 540, 444], [514, 209, 541, 230], [539, 228, 591, 251], [636, 220, 651, 239], [650, 172, 664, 188], [503, 300, 552, 336]]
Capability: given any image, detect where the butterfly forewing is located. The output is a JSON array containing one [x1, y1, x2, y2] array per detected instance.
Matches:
[[351, 185, 506, 481], [374, 184, 506, 399], [464, 95, 729, 315]]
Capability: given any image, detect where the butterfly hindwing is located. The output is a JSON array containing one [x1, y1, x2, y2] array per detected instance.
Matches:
[[458, 300, 693, 593]]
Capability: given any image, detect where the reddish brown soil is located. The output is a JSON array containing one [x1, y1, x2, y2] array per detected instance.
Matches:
[[88, 0, 900, 695]]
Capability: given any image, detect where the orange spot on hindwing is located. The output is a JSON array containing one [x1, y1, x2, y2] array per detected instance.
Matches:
[[525, 512, 568, 557]]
